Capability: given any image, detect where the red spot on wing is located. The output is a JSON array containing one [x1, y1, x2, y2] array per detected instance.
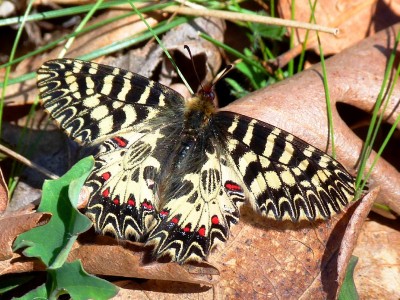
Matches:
[[142, 202, 153, 210], [127, 198, 135, 206], [171, 217, 179, 224], [113, 197, 120, 205], [225, 181, 242, 191], [198, 226, 206, 237], [211, 215, 219, 225], [183, 224, 191, 232], [102, 172, 111, 181], [102, 188, 110, 198], [112, 136, 128, 148], [160, 210, 169, 218]]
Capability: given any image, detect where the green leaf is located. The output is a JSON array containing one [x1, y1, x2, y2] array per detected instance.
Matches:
[[0, 274, 36, 294], [338, 256, 359, 300], [13, 156, 94, 268], [47, 261, 118, 300], [13, 283, 48, 300], [235, 51, 268, 90]]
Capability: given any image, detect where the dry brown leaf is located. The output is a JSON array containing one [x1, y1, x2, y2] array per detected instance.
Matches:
[[227, 24, 400, 216], [102, 17, 225, 88], [353, 215, 400, 299], [156, 17, 225, 87], [112, 279, 215, 299], [209, 205, 357, 299], [0, 252, 46, 276], [67, 235, 219, 286], [0, 209, 49, 263], [278, 0, 400, 55]]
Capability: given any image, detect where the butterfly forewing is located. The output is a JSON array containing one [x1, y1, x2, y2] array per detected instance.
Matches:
[[214, 111, 355, 221], [37, 59, 185, 145], [37, 58, 356, 264]]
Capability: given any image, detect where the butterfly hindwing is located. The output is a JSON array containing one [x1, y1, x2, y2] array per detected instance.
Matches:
[[214, 111, 355, 221], [147, 141, 247, 263], [85, 127, 162, 240]]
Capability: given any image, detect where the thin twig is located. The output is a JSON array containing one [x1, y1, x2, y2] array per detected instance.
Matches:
[[161, 6, 338, 35], [0, 144, 59, 180]]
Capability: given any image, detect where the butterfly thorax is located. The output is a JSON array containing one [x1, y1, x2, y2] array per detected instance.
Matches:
[[183, 93, 216, 132], [166, 93, 216, 170]]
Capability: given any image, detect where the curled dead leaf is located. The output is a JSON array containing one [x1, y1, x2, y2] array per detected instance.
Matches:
[[335, 187, 379, 296], [68, 235, 219, 286]]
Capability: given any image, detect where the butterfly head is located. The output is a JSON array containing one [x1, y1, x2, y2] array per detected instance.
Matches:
[[183, 45, 231, 112], [197, 83, 215, 104]]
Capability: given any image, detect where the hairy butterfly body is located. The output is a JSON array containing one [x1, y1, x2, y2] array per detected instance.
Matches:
[[37, 59, 355, 263]]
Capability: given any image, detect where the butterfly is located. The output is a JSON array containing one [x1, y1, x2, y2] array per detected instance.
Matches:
[[37, 58, 355, 263]]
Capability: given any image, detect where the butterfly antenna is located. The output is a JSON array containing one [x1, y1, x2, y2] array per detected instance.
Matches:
[[212, 64, 233, 87], [184, 45, 205, 92]]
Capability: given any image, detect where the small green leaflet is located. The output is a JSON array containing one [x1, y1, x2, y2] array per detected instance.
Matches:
[[338, 256, 359, 300], [47, 261, 118, 300], [13, 261, 117, 300], [13, 156, 94, 267], [12, 156, 118, 299]]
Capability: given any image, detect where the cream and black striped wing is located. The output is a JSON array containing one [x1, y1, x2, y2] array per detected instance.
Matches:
[[37, 59, 186, 242], [37, 59, 185, 146], [213, 111, 355, 221]]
